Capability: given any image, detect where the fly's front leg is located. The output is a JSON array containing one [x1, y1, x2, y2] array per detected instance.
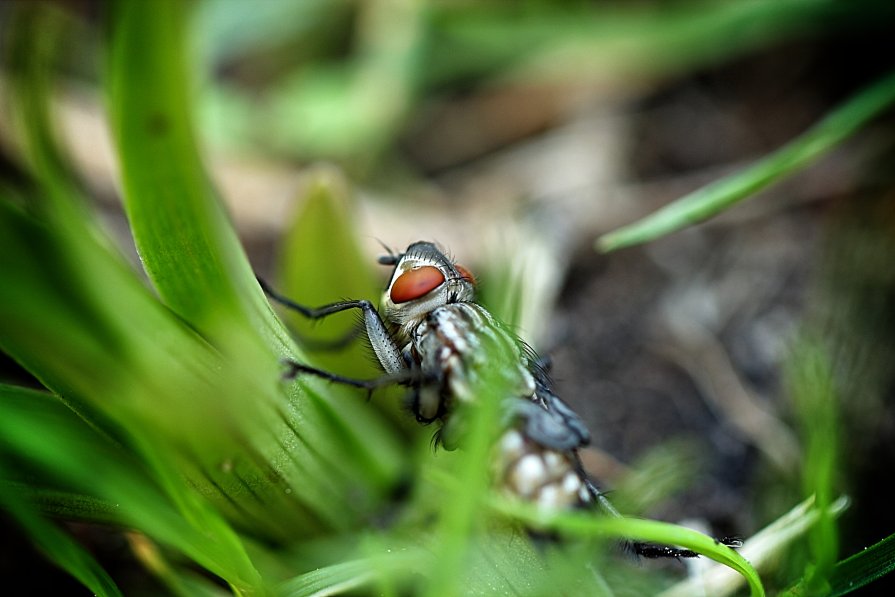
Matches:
[[259, 278, 407, 377]]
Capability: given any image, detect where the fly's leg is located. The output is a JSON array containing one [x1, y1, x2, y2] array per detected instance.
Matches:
[[295, 326, 364, 353], [258, 278, 406, 376], [582, 477, 704, 559], [258, 278, 367, 348], [283, 360, 421, 390]]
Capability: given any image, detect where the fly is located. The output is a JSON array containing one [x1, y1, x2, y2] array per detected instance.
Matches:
[[260, 240, 722, 558]]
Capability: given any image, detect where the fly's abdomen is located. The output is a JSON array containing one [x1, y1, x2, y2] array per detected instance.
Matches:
[[494, 428, 592, 510], [413, 303, 594, 511]]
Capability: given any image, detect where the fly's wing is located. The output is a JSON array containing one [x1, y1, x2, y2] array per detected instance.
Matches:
[[508, 343, 591, 452], [515, 378, 591, 452]]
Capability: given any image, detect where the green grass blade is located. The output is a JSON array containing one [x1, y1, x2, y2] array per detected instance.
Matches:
[[107, 0, 288, 353], [609, 518, 764, 597], [492, 498, 765, 597], [277, 551, 427, 597], [597, 69, 895, 252], [279, 559, 376, 597], [276, 167, 382, 377], [106, 0, 403, 533], [663, 495, 849, 597], [5, 0, 402, 549], [5, 4, 80, 212], [420, 351, 519, 597], [0, 462, 122, 597], [0, 482, 122, 524], [0, 383, 267, 592], [433, 0, 837, 86], [106, 0, 405, 514], [827, 533, 895, 596], [786, 338, 840, 592]]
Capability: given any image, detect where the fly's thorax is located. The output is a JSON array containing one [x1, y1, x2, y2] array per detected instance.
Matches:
[[409, 302, 539, 450], [416, 303, 535, 402]]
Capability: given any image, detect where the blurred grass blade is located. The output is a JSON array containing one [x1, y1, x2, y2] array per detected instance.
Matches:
[[0, 384, 263, 592], [0, 462, 122, 597], [277, 552, 425, 597], [662, 495, 849, 597], [107, 0, 288, 352], [5, 0, 403, 548], [276, 167, 381, 377], [597, 69, 895, 252], [787, 337, 840, 591], [279, 560, 374, 597], [431, 1, 891, 89], [422, 353, 516, 597], [1, 483, 122, 524], [106, 0, 405, 535], [827, 533, 895, 596], [264, 0, 424, 160], [492, 498, 765, 597], [6, 4, 82, 214]]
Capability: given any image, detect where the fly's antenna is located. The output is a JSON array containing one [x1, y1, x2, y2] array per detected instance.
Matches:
[[377, 239, 403, 266]]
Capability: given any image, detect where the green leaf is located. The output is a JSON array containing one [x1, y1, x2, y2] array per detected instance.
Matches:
[[492, 497, 766, 597], [597, 69, 895, 252], [0, 464, 122, 597], [3, 5, 402, 583], [786, 338, 841, 592], [105, 0, 404, 533], [663, 495, 848, 597], [107, 0, 290, 355], [0, 384, 263, 592], [277, 554, 421, 597], [280, 560, 373, 597], [827, 533, 895, 596], [276, 166, 382, 378]]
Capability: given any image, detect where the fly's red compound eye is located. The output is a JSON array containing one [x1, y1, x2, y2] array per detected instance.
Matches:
[[455, 264, 476, 285], [390, 266, 445, 303]]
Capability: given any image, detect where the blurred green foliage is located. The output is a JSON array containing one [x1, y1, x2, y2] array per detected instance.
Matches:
[[1, 0, 894, 595]]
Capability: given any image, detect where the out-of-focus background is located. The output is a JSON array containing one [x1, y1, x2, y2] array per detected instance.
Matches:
[[2, 1, 895, 594]]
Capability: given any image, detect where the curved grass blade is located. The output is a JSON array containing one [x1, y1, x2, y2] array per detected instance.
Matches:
[[107, 0, 289, 354], [826, 533, 895, 596], [0, 463, 122, 597], [787, 336, 840, 592], [276, 167, 381, 378], [0, 384, 264, 593], [6, 0, 403, 545], [277, 555, 422, 597], [597, 69, 895, 252], [491, 497, 765, 597], [106, 0, 405, 531], [662, 495, 848, 597], [280, 561, 373, 597]]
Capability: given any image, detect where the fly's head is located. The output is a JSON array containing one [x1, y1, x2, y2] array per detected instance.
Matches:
[[378, 241, 476, 331]]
